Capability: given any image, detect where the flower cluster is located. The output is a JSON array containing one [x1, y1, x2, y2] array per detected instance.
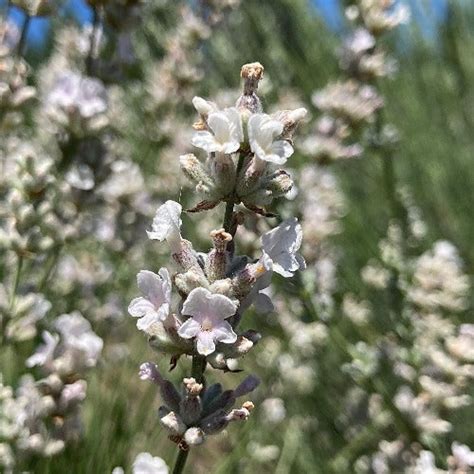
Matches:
[[343, 227, 474, 472], [130, 199, 303, 369], [181, 62, 306, 215], [140, 363, 259, 449], [128, 63, 306, 459], [302, 0, 408, 164], [0, 21, 36, 134], [43, 70, 108, 137], [0, 143, 74, 257], [0, 312, 102, 471]]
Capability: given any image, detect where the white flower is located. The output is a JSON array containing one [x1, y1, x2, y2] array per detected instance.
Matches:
[[147, 201, 182, 251], [55, 312, 103, 367], [191, 107, 243, 154], [132, 452, 169, 474], [26, 331, 59, 368], [128, 269, 171, 332], [248, 113, 294, 164], [413, 451, 438, 474], [261, 218, 305, 277], [47, 71, 107, 118], [452, 442, 474, 469], [178, 287, 237, 356]]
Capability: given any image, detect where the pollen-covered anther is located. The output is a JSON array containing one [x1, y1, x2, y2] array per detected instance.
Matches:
[[225, 404, 253, 421], [240, 62, 265, 83], [242, 401, 255, 412], [183, 377, 204, 396], [237, 62, 265, 113], [210, 228, 232, 251]]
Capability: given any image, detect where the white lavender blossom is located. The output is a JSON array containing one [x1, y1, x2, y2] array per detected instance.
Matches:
[[129, 269, 172, 332], [178, 288, 237, 356], [261, 218, 305, 277]]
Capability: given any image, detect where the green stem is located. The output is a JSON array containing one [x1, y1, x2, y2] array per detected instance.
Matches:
[[171, 355, 206, 474], [222, 199, 234, 233], [2, 255, 23, 344], [191, 355, 206, 383], [172, 450, 189, 474], [9, 255, 23, 311], [173, 156, 247, 473], [39, 246, 62, 292], [223, 153, 246, 233]]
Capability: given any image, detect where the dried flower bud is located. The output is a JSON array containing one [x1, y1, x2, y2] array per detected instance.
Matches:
[[240, 62, 264, 93]]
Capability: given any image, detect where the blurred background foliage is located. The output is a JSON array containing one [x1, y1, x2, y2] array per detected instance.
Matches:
[[2, 0, 474, 472]]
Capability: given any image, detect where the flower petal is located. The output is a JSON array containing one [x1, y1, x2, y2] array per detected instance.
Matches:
[[182, 287, 237, 323], [136, 307, 168, 331], [196, 331, 216, 356], [147, 201, 182, 242], [213, 321, 238, 344], [191, 131, 220, 153], [128, 297, 156, 318], [178, 318, 201, 339], [137, 270, 170, 307]]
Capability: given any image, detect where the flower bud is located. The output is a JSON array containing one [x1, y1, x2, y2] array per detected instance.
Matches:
[[236, 62, 264, 114], [159, 411, 187, 436], [179, 154, 213, 192], [272, 108, 308, 142], [209, 278, 233, 295], [192, 96, 217, 130], [265, 169, 294, 197], [174, 269, 209, 297], [226, 407, 251, 421], [231, 263, 264, 300], [208, 153, 236, 193], [199, 409, 229, 435], [205, 229, 232, 282], [184, 427, 205, 446], [139, 363, 181, 412], [180, 395, 202, 426], [220, 335, 255, 358], [172, 240, 203, 273]]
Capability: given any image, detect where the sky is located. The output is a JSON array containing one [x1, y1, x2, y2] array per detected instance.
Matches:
[[2, 0, 453, 53]]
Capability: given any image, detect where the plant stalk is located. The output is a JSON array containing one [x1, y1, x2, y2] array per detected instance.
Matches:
[[172, 448, 189, 474], [16, 14, 30, 57], [86, 6, 99, 75], [172, 177, 236, 473]]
